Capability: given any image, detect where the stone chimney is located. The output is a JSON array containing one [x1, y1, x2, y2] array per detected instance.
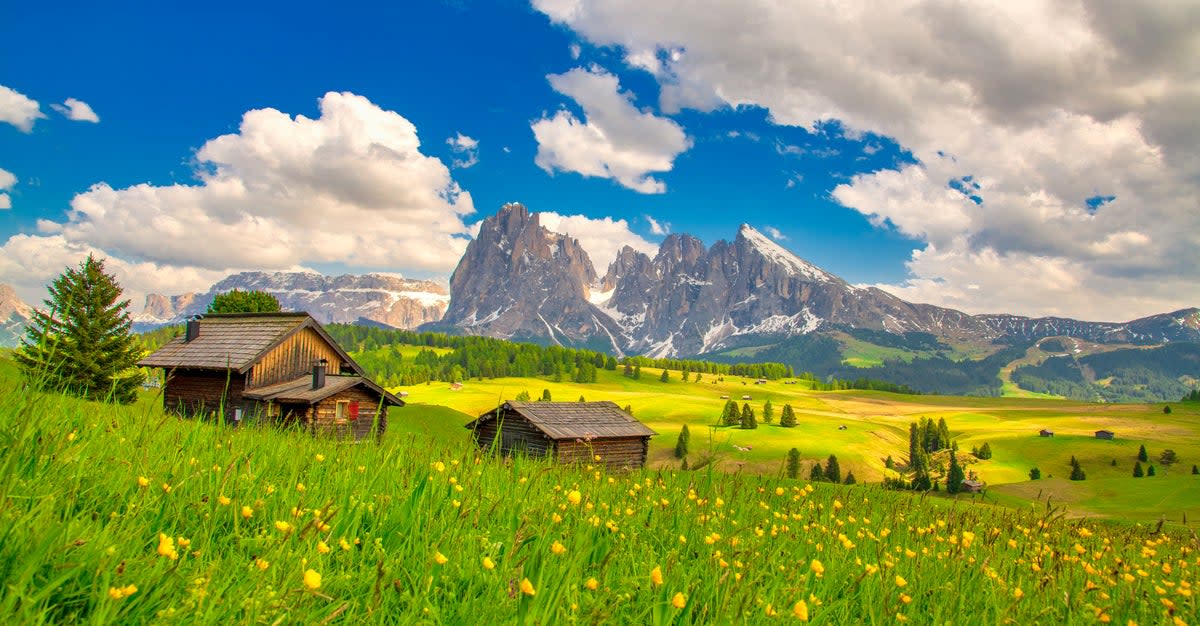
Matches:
[[312, 358, 327, 390], [185, 318, 201, 342]]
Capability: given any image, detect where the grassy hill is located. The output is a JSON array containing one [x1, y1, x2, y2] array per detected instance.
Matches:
[[397, 363, 1200, 523], [2, 359, 1197, 624]]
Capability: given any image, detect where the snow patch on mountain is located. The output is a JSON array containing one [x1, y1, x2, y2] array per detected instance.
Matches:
[[739, 224, 836, 282]]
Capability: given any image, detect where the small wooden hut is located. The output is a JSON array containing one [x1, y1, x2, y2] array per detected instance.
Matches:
[[466, 401, 656, 470], [1095, 430, 1115, 440], [139, 312, 402, 439], [1039, 429, 1054, 437]]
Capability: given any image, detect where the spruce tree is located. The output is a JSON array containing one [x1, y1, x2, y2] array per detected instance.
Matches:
[[978, 442, 993, 460], [780, 404, 797, 427], [578, 395, 586, 402], [936, 417, 950, 450], [1147, 465, 1156, 476], [1191, 464, 1198, 475], [1137, 445, 1148, 462], [674, 425, 691, 459], [1029, 467, 1041, 480], [624, 404, 633, 416], [1133, 461, 1144, 477], [623, 362, 633, 377], [843, 471, 856, 485], [809, 463, 825, 482], [885, 455, 895, 470], [660, 369, 670, 383], [762, 399, 774, 424], [946, 444, 965, 494], [722, 400, 740, 427], [541, 388, 552, 401], [908, 422, 920, 468], [16, 255, 144, 404], [1069, 463, 1086, 481], [824, 454, 841, 483], [786, 448, 801, 479], [633, 364, 641, 380], [740, 403, 757, 429]]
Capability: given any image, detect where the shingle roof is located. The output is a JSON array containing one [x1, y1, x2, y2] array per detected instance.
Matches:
[[137, 312, 363, 375], [242, 374, 404, 406], [467, 401, 656, 440]]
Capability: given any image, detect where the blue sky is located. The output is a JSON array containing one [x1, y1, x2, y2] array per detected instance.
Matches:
[[1, 1, 1196, 321]]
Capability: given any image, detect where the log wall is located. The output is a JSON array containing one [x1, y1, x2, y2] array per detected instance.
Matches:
[[248, 328, 345, 388], [164, 369, 246, 423], [471, 409, 552, 457], [556, 437, 649, 470], [305, 387, 388, 441]]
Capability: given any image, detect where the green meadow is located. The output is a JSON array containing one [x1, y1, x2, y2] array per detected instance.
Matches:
[[2, 357, 1198, 624], [399, 364, 1200, 524]]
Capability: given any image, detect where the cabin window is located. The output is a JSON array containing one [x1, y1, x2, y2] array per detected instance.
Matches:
[[335, 400, 349, 424], [233, 407, 243, 422]]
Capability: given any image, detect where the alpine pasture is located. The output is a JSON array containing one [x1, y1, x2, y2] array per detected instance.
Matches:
[[2, 357, 1199, 625]]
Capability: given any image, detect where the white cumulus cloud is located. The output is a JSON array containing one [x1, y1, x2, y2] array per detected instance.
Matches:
[[0, 91, 475, 308], [50, 97, 100, 123], [764, 226, 787, 241], [532, 66, 691, 194], [447, 132, 479, 168], [645, 215, 669, 235], [0, 167, 14, 209], [0, 85, 45, 132], [539, 211, 658, 268], [534, 0, 1200, 320]]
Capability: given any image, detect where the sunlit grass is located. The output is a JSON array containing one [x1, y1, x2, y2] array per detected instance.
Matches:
[[1, 359, 1198, 624]]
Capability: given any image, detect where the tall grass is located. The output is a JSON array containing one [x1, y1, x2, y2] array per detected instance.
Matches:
[[0, 364, 1195, 624]]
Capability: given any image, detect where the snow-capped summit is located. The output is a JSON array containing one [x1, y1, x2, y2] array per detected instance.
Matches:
[[736, 224, 837, 283]]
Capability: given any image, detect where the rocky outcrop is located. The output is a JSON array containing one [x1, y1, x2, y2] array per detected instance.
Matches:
[[0, 284, 31, 348], [436, 202, 625, 351]]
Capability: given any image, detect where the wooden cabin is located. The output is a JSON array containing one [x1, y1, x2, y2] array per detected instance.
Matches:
[[1095, 430, 1115, 440], [138, 312, 402, 439], [466, 401, 656, 470], [961, 479, 984, 493], [1039, 429, 1054, 437]]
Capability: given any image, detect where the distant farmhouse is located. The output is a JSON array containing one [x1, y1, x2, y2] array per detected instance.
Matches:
[[1095, 430, 1115, 440], [139, 312, 402, 440], [466, 401, 656, 470], [1039, 429, 1054, 437]]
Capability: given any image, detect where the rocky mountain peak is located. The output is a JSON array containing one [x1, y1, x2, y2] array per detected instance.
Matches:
[[0, 284, 33, 321], [735, 224, 837, 283]]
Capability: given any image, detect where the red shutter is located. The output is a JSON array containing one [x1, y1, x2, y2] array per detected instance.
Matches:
[[348, 401, 359, 420]]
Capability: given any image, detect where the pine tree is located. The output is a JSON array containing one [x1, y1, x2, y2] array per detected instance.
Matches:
[[722, 400, 740, 427], [762, 400, 774, 424], [885, 455, 895, 470], [780, 404, 797, 427], [633, 364, 641, 380], [681, 457, 689, 470], [1069, 463, 1086, 481], [207, 289, 281, 314], [578, 395, 586, 402], [824, 455, 841, 483], [1137, 445, 1148, 462], [1133, 461, 1144, 477], [978, 442, 993, 460], [946, 444, 965, 494], [660, 369, 670, 383], [682, 368, 690, 382], [16, 255, 144, 404], [675, 425, 691, 459], [515, 390, 531, 401], [623, 362, 633, 377], [1147, 465, 1156, 476], [740, 403, 757, 429], [908, 422, 920, 468], [1029, 467, 1041, 480], [936, 417, 950, 450], [624, 404, 633, 416], [786, 448, 801, 479], [809, 463, 825, 482], [541, 389, 552, 401], [843, 471, 856, 485], [1191, 464, 1198, 475]]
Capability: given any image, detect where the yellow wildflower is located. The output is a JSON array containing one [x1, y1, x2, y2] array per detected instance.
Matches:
[[650, 565, 663, 586], [900, 593, 911, 604], [256, 558, 269, 570], [303, 569, 322, 590], [567, 490, 582, 505], [107, 584, 137, 600], [793, 599, 809, 621], [241, 506, 253, 519], [895, 575, 907, 587], [585, 577, 599, 591], [317, 541, 331, 554], [551, 541, 567, 555], [810, 559, 825, 576], [315, 454, 325, 462], [137, 476, 150, 489], [1013, 588, 1024, 600], [519, 578, 536, 596], [434, 551, 449, 565], [157, 533, 178, 560], [217, 495, 231, 506], [274, 521, 292, 534], [672, 592, 687, 609], [482, 556, 495, 570], [339, 538, 352, 551]]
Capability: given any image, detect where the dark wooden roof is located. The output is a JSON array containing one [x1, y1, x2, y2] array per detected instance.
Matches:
[[242, 374, 404, 406], [137, 312, 364, 375], [466, 401, 656, 441]]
